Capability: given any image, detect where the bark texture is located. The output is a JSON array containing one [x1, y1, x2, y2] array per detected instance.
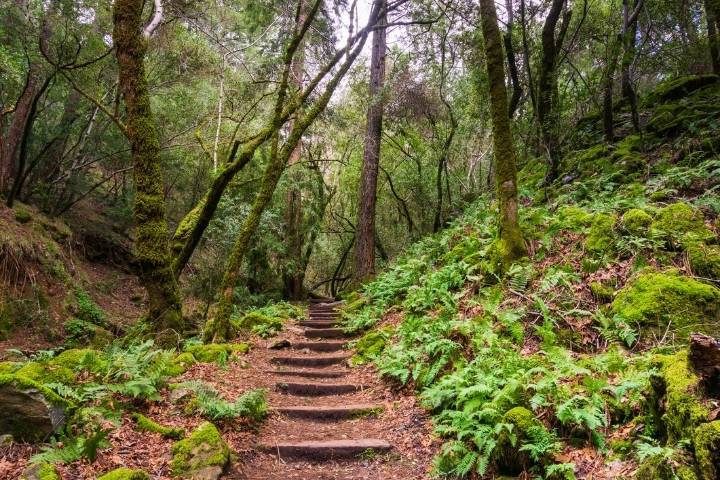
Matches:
[[707, 0, 720, 74], [113, 0, 184, 336], [355, 0, 387, 282], [479, 0, 528, 267]]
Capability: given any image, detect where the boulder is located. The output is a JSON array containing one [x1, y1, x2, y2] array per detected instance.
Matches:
[[170, 422, 230, 479], [0, 374, 68, 442]]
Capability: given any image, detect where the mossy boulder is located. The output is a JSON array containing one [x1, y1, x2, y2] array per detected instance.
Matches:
[[694, 420, 720, 480], [0, 374, 69, 442], [19, 462, 61, 480], [611, 135, 645, 174], [50, 348, 105, 372], [651, 202, 714, 249], [650, 351, 709, 442], [351, 326, 393, 366], [186, 343, 249, 363], [237, 312, 283, 331], [621, 208, 653, 236], [585, 214, 617, 255], [0, 361, 21, 375], [63, 318, 113, 348], [165, 351, 197, 376], [131, 412, 184, 439], [97, 468, 150, 480], [611, 270, 720, 339], [644, 74, 719, 106], [554, 206, 594, 232], [170, 421, 230, 479], [494, 407, 547, 475], [590, 281, 614, 303], [688, 244, 720, 281], [15, 361, 75, 385], [635, 452, 698, 480]]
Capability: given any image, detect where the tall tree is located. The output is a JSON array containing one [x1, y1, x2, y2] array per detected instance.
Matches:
[[537, 0, 570, 184], [478, 0, 527, 267], [707, 0, 720, 74], [113, 0, 184, 336], [355, 0, 387, 281]]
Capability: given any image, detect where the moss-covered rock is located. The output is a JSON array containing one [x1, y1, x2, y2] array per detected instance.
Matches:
[[644, 74, 719, 106], [63, 318, 113, 348], [611, 270, 720, 339], [554, 206, 594, 232], [0, 374, 69, 442], [15, 361, 75, 385], [96, 468, 150, 480], [351, 326, 392, 366], [635, 452, 698, 480], [131, 412, 184, 439], [165, 351, 197, 376], [611, 135, 646, 173], [186, 343, 249, 363], [585, 214, 617, 255], [238, 312, 283, 331], [0, 361, 21, 375], [19, 462, 61, 480], [50, 348, 105, 372], [621, 208, 653, 236], [651, 202, 714, 249], [650, 351, 709, 442], [694, 420, 720, 480], [688, 243, 720, 281], [170, 421, 230, 478], [494, 407, 546, 475]]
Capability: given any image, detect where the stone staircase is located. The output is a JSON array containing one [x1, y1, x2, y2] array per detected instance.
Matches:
[[255, 299, 391, 465]]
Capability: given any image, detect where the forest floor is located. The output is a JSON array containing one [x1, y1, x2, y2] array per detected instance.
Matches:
[[1, 301, 438, 479]]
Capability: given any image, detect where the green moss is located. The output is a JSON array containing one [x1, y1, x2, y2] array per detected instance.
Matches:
[[585, 214, 617, 255], [63, 318, 113, 348], [612, 135, 646, 173], [0, 374, 68, 406], [237, 312, 283, 331], [554, 206, 594, 232], [611, 270, 720, 338], [165, 352, 197, 376], [15, 361, 75, 385], [351, 326, 393, 366], [96, 468, 150, 480], [170, 421, 229, 477], [651, 202, 714, 249], [644, 74, 719, 106], [343, 296, 368, 314], [494, 407, 546, 475], [688, 244, 720, 281], [20, 462, 60, 480], [635, 453, 698, 480], [621, 209, 653, 236], [651, 351, 709, 442], [562, 145, 612, 177], [14, 208, 32, 224], [694, 421, 720, 480], [590, 281, 614, 303], [0, 361, 21, 375], [131, 413, 184, 439], [185, 343, 249, 363], [50, 348, 105, 372]]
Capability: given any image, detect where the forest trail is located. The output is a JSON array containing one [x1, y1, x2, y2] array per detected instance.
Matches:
[[233, 300, 437, 479]]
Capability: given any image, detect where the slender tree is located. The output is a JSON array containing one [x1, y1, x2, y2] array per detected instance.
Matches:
[[113, 0, 184, 336], [478, 0, 527, 267], [355, 0, 387, 281], [707, 0, 720, 74]]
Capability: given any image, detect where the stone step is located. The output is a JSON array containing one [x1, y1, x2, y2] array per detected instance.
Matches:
[[273, 404, 383, 420], [292, 341, 347, 352], [258, 439, 391, 460], [266, 369, 347, 379], [304, 328, 349, 339], [300, 320, 339, 328], [271, 354, 349, 367], [276, 382, 368, 396]]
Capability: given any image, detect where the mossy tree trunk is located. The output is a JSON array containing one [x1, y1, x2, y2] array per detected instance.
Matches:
[[504, 0, 523, 118], [113, 0, 184, 335], [207, 18, 373, 343], [706, 0, 720, 74], [355, 0, 387, 282], [479, 0, 528, 267]]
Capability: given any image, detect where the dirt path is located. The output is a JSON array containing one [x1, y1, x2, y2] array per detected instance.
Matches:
[[228, 300, 438, 479]]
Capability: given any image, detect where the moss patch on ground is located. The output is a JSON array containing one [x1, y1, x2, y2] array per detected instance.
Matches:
[[185, 343, 249, 363], [131, 413, 184, 439], [351, 326, 393, 366], [694, 420, 720, 480], [96, 468, 150, 480], [650, 202, 714, 249]]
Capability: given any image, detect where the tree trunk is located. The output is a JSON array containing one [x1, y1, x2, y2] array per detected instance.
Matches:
[[504, 0, 523, 118], [0, 64, 44, 195], [355, 0, 387, 282], [620, 0, 641, 133], [602, 34, 623, 142], [113, 0, 184, 336], [537, 0, 565, 184], [706, 0, 720, 74], [479, 0, 528, 268]]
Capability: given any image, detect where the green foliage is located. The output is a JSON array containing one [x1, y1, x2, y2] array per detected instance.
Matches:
[[74, 289, 108, 327], [30, 429, 110, 465], [176, 381, 267, 421], [96, 468, 150, 480], [131, 413, 184, 439]]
